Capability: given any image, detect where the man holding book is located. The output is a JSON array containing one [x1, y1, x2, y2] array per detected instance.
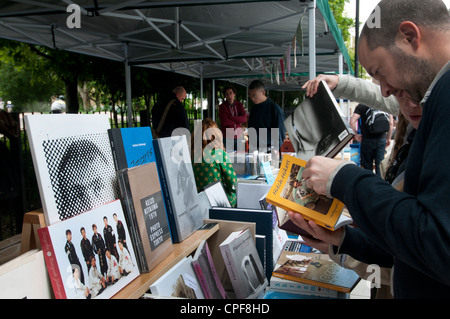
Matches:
[[290, 0, 450, 298]]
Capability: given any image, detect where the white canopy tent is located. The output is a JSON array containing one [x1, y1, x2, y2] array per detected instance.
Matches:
[[0, 0, 353, 124]]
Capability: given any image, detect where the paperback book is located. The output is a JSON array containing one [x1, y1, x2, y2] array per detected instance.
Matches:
[[219, 228, 268, 299], [117, 162, 173, 273], [108, 126, 155, 171], [153, 136, 206, 243], [25, 114, 119, 225], [266, 155, 352, 231], [284, 80, 354, 161], [272, 250, 360, 293], [38, 199, 140, 299]]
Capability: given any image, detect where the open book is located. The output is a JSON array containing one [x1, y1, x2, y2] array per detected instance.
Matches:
[[266, 155, 352, 231]]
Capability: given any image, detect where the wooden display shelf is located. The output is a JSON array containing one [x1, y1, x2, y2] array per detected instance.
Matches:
[[112, 223, 220, 299]]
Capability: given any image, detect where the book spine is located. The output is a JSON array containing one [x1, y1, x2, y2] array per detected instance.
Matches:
[[37, 227, 67, 299], [192, 261, 213, 299], [153, 140, 179, 243], [117, 171, 149, 273], [108, 129, 127, 171]]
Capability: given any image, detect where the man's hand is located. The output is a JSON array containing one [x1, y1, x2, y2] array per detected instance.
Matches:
[[302, 156, 342, 196], [302, 74, 339, 98], [288, 211, 344, 252]]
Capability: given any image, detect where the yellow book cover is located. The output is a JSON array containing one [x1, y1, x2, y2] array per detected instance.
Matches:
[[266, 155, 346, 231]]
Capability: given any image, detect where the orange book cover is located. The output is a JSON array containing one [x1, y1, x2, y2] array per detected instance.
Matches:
[[266, 155, 349, 231]]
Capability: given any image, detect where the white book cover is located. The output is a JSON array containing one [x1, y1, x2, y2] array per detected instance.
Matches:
[[38, 199, 139, 299], [220, 228, 268, 299], [154, 136, 205, 242], [25, 114, 119, 225], [0, 249, 52, 299], [150, 256, 205, 299]]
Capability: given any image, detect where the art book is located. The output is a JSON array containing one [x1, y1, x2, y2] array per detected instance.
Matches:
[[284, 80, 354, 161], [192, 239, 228, 299], [272, 250, 360, 293], [117, 162, 173, 273], [38, 199, 140, 299], [219, 228, 268, 299], [153, 135, 206, 243], [266, 155, 352, 231], [203, 180, 231, 208], [209, 207, 273, 281], [108, 126, 155, 171], [25, 114, 119, 225], [150, 256, 205, 299]]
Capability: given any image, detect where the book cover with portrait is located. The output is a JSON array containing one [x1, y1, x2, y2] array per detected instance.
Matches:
[[25, 114, 119, 225]]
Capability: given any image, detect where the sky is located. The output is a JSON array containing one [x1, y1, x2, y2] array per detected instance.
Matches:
[[344, 0, 450, 33]]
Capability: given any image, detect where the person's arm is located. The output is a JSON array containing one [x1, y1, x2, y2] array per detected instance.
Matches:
[[302, 74, 400, 116]]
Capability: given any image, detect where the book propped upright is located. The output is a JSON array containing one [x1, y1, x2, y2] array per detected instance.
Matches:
[[153, 135, 206, 243], [117, 162, 173, 273], [284, 80, 354, 161], [108, 126, 155, 171], [219, 228, 268, 299], [266, 155, 352, 231]]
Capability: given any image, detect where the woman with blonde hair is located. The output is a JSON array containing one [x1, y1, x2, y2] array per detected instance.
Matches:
[[191, 118, 237, 207]]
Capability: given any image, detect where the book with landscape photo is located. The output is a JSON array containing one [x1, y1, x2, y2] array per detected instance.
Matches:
[[266, 155, 352, 231], [153, 135, 206, 243], [192, 239, 228, 299], [272, 249, 360, 293], [149, 256, 205, 299], [285, 80, 354, 161], [37, 199, 140, 299], [219, 228, 268, 299], [25, 114, 119, 225], [117, 162, 173, 273], [108, 126, 155, 171]]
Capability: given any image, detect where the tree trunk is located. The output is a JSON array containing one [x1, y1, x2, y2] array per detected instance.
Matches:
[[64, 76, 80, 114]]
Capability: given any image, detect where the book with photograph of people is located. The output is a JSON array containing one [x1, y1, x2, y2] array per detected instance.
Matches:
[[266, 155, 352, 231], [25, 114, 119, 226], [38, 199, 139, 299], [284, 80, 354, 161]]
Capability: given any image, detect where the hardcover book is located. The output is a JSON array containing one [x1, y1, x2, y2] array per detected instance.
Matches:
[[117, 162, 173, 273], [284, 80, 354, 161], [219, 228, 268, 299], [38, 199, 139, 299], [25, 114, 119, 225], [108, 126, 155, 171], [153, 136, 206, 243], [203, 180, 231, 208], [266, 155, 352, 231], [150, 256, 205, 299], [209, 207, 274, 281], [272, 250, 360, 293], [192, 239, 228, 299]]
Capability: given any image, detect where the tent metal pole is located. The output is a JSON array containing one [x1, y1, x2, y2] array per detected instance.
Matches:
[[200, 64, 204, 120], [212, 79, 216, 121], [308, 0, 316, 80], [124, 44, 133, 127]]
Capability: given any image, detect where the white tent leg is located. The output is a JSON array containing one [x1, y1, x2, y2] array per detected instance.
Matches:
[[308, 0, 316, 80], [124, 44, 133, 127]]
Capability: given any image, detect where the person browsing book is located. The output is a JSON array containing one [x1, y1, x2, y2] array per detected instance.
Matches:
[[218, 85, 248, 152], [289, 0, 450, 298], [191, 119, 237, 207]]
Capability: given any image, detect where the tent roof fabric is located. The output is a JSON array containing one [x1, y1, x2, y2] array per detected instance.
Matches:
[[0, 0, 353, 89]]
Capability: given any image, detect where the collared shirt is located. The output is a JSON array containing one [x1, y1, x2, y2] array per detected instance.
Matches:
[[421, 61, 450, 107]]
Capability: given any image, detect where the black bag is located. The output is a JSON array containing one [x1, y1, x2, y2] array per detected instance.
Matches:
[[365, 108, 390, 134]]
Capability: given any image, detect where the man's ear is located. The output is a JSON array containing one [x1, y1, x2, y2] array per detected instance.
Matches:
[[397, 21, 421, 51]]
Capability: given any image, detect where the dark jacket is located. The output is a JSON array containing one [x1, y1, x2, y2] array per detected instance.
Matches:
[[332, 69, 450, 298], [152, 92, 189, 138]]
